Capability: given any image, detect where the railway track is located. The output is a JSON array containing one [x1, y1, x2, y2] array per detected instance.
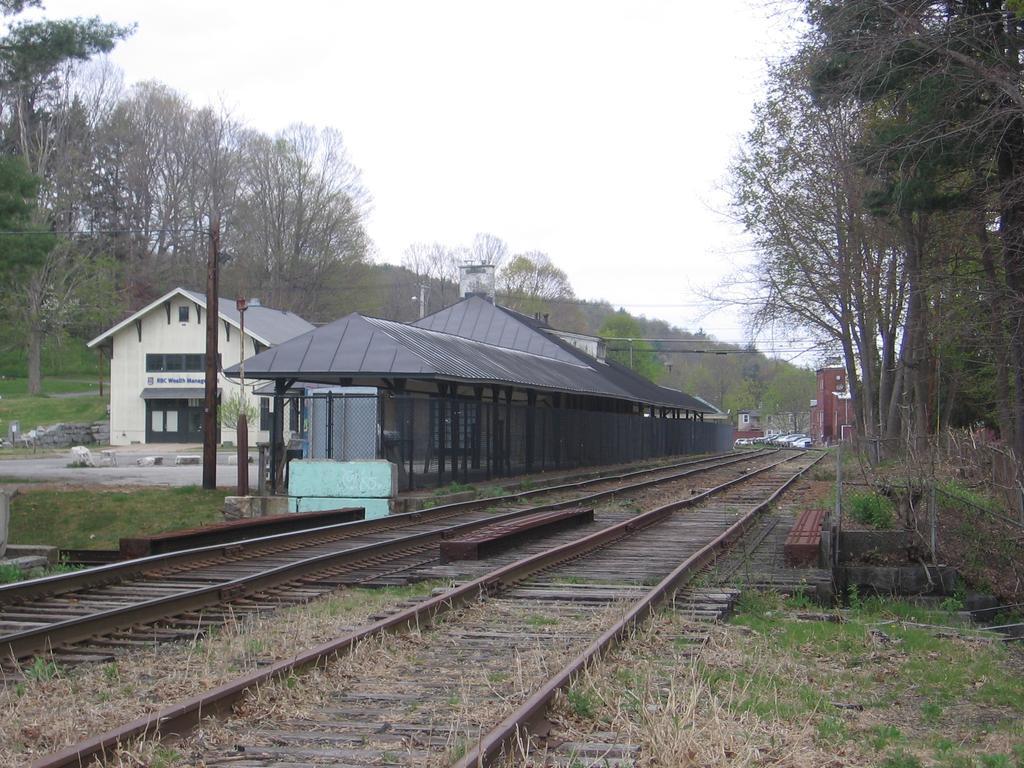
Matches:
[[31, 448, 823, 768], [0, 449, 775, 669]]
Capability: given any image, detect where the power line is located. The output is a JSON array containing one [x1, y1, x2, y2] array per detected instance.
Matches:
[[0, 225, 826, 349]]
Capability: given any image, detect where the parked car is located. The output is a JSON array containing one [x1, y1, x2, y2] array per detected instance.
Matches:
[[776, 433, 808, 446], [790, 436, 813, 449]]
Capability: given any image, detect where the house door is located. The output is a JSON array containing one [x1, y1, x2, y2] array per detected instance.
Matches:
[[146, 399, 212, 443]]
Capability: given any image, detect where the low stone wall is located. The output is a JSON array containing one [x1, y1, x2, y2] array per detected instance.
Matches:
[[841, 564, 959, 596], [19, 421, 109, 449], [223, 495, 290, 520], [838, 530, 915, 562]]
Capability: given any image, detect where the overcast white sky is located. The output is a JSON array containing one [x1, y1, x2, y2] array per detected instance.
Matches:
[[37, 0, 802, 347]]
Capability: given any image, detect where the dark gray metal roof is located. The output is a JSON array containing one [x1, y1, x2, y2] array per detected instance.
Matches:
[[415, 297, 714, 412], [229, 298, 715, 411], [226, 313, 636, 399], [415, 297, 581, 363], [181, 289, 314, 346]]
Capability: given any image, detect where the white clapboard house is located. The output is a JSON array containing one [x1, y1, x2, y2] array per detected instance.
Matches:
[[87, 287, 313, 446]]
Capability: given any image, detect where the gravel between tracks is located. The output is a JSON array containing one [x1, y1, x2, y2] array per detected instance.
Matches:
[[0, 584, 441, 765], [102, 597, 634, 767]]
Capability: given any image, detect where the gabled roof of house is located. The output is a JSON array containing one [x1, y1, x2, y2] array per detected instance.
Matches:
[[225, 312, 635, 398], [414, 297, 713, 412], [87, 287, 314, 349]]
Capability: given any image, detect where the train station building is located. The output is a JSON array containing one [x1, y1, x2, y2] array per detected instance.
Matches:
[[87, 287, 313, 446], [226, 266, 733, 495]]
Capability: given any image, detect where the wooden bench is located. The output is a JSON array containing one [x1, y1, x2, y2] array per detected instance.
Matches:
[[784, 508, 826, 567], [440, 507, 594, 562], [119, 507, 365, 559]]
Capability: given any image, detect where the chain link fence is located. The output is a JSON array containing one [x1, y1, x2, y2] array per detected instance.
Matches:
[[282, 391, 734, 491]]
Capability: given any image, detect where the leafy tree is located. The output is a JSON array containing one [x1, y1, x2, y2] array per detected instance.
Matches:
[[0, 2, 131, 393], [762, 364, 815, 429], [803, 0, 1024, 454], [0, 7, 133, 169], [497, 252, 574, 317], [599, 310, 664, 382], [0, 154, 50, 279], [219, 391, 258, 430], [723, 378, 760, 415]]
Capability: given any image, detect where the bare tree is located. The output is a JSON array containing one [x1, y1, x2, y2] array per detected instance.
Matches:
[[400, 241, 462, 312], [228, 124, 370, 321], [469, 232, 508, 269], [731, 59, 909, 452]]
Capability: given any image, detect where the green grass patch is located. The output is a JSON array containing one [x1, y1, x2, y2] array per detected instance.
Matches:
[[9, 485, 228, 549], [431, 481, 477, 497], [0, 338, 100, 379], [567, 686, 597, 719], [0, 561, 83, 584], [304, 581, 443, 619], [846, 489, 895, 528], [723, 591, 1024, 767], [938, 479, 1003, 516], [0, 393, 108, 435], [0, 376, 101, 397]]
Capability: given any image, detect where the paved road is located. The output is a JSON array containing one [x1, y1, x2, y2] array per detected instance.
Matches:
[[0, 445, 259, 488]]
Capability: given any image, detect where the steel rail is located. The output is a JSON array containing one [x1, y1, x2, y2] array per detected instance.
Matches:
[[2, 450, 778, 660], [452, 450, 826, 768], [29, 452, 805, 768], [0, 449, 760, 607]]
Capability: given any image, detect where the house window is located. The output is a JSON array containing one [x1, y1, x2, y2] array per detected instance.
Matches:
[[146, 354, 210, 373], [260, 397, 271, 431], [179, 305, 189, 323]]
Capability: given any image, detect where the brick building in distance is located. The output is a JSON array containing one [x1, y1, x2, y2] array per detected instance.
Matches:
[[810, 364, 854, 444]]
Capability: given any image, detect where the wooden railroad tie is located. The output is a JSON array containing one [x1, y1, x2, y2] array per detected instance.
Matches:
[[783, 507, 826, 568], [119, 506, 366, 559], [440, 507, 595, 562]]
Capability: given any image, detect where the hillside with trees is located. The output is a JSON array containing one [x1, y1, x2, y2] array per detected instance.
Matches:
[[0, 0, 813, 422]]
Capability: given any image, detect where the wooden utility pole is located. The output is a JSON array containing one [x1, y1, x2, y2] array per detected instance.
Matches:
[[236, 297, 249, 496], [202, 219, 220, 490]]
